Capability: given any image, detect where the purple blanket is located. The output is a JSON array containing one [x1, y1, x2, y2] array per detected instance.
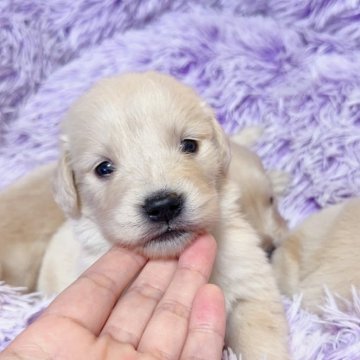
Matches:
[[1, 0, 360, 358]]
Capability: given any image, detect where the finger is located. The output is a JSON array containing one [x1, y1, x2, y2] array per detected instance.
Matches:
[[138, 233, 217, 359], [100, 258, 177, 346], [181, 284, 226, 360], [41, 246, 147, 334]]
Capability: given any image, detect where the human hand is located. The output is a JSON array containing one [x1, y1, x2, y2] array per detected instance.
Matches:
[[1, 233, 225, 360]]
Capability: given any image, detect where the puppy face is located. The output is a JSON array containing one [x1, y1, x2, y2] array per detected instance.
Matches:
[[54, 72, 230, 258], [229, 143, 288, 255]]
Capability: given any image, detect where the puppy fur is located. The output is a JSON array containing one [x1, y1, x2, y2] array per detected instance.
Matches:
[[272, 198, 360, 313], [37, 72, 289, 359], [0, 163, 64, 290], [0, 132, 288, 294], [38, 141, 289, 295], [229, 140, 288, 255]]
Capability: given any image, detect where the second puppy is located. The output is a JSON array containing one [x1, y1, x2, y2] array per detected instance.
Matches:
[[272, 198, 360, 313]]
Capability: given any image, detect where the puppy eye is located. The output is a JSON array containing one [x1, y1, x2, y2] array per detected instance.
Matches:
[[95, 161, 115, 178], [269, 196, 274, 205], [180, 139, 198, 154]]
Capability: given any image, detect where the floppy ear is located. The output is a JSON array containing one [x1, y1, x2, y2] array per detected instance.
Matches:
[[268, 170, 290, 197], [231, 126, 264, 148], [211, 117, 232, 174], [53, 137, 80, 218], [201, 102, 231, 174]]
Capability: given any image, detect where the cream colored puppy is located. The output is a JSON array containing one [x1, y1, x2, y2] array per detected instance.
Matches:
[[38, 72, 289, 359], [0, 163, 64, 290], [37, 141, 289, 295], [272, 198, 360, 313], [229, 140, 288, 255], [0, 132, 288, 293]]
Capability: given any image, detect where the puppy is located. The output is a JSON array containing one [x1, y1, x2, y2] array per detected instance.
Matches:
[[37, 141, 289, 295], [37, 72, 289, 359], [229, 140, 288, 256], [0, 133, 287, 293], [0, 163, 64, 290], [272, 198, 360, 313]]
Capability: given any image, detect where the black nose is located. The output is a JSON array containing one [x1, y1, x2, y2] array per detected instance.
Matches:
[[143, 191, 183, 223]]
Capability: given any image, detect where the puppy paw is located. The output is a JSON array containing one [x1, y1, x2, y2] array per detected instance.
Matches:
[[226, 298, 290, 360]]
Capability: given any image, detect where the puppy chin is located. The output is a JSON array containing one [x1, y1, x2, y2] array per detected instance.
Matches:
[[133, 230, 200, 259]]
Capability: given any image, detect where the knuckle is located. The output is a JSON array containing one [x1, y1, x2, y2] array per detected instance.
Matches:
[[81, 272, 117, 299], [102, 325, 140, 346], [156, 299, 191, 320], [127, 283, 164, 302], [178, 266, 207, 284]]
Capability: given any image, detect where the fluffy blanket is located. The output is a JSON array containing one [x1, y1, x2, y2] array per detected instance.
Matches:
[[1, 0, 360, 358]]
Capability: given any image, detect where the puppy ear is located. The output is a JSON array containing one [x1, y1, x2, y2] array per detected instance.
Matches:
[[53, 136, 80, 218], [211, 118, 231, 174], [201, 102, 231, 174], [268, 170, 290, 197], [231, 126, 264, 148]]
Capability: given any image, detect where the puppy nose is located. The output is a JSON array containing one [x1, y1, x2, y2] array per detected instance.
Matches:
[[143, 191, 183, 223]]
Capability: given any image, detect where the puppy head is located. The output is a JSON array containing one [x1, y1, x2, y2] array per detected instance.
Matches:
[[54, 72, 230, 258], [229, 142, 288, 256]]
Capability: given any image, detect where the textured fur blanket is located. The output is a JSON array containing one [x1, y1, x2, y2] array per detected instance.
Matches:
[[1, 0, 360, 358]]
